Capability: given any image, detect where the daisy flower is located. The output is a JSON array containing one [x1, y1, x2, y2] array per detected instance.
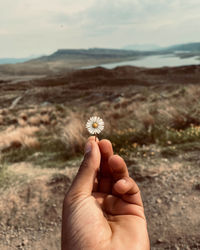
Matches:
[[86, 116, 104, 135]]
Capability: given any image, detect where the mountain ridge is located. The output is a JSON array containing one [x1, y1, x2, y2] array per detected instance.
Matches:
[[0, 43, 199, 75], [31, 42, 200, 63], [1, 42, 199, 65]]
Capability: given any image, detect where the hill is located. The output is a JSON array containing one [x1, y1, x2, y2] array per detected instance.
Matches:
[[122, 44, 162, 51], [30, 48, 153, 65], [123, 42, 200, 53], [165, 42, 200, 52], [0, 44, 199, 76], [0, 48, 152, 76]]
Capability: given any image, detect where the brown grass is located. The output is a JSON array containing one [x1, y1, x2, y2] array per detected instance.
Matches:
[[19, 112, 28, 120], [22, 136, 40, 148], [28, 115, 42, 126], [1, 76, 200, 164], [40, 114, 50, 124], [0, 115, 3, 125], [18, 118, 27, 126], [0, 126, 40, 152], [60, 114, 86, 154]]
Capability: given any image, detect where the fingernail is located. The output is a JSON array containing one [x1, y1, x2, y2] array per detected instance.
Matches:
[[84, 142, 92, 155]]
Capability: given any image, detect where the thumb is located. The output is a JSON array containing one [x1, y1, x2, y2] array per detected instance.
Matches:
[[68, 137, 101, 197]]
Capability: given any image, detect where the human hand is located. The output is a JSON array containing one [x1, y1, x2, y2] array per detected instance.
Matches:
[[62, 137, 150, 250]]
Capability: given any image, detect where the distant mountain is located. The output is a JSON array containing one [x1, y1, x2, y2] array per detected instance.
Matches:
[[32, 48, 144, 62], [3, 43, 199, 66], [122, 44, 162, 51], [122, 42, 200, 53], [164, 42, 200, 52], [0, 48, 151, 76], [1, 44, 199, 75]]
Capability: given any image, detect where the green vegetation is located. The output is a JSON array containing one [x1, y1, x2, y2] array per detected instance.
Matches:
[[2, 110, 200, 168], [106, 125, 200, 158], [1, 136, 82, 169], [0, 164, 14, 189]]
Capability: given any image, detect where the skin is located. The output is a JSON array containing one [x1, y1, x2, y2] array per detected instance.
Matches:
[[62, 136, 150, 250]]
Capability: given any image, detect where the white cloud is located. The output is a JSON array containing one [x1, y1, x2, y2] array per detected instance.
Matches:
[[0, 0, 199, 57]]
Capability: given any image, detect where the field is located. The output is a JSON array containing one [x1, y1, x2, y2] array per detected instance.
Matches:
[[0, 65, 200, 249]]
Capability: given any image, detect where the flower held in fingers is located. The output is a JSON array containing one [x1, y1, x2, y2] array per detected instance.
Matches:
[[86, 116, 104, 135]]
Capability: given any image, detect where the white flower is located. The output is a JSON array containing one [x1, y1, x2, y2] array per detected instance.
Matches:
[[86, 116, 104, 135]]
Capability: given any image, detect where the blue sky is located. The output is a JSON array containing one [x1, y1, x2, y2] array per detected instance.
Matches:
[[0, 0, 200, 57]]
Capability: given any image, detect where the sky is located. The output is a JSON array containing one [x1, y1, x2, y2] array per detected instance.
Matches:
[[0, 0, 200, 58]]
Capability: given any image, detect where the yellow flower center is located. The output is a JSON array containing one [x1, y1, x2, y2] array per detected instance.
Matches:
[[92, 122, 98, 128]]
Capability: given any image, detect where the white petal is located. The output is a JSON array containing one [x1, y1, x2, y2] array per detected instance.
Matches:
[[96, 128, 101, 134], [88, 128, 94, 134], [86, 116, 104, 134], [90, 117, 95, 122], [98, 122, 104, 127], [96, 118, 101, 123], [86, 123, 92, 128], [100, 123, 104, 127]]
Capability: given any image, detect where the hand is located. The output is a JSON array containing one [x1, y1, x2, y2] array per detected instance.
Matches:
[[62, 137, 150, 250]]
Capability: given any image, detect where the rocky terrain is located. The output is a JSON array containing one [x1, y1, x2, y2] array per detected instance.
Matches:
[[0, 65, 200, 249]]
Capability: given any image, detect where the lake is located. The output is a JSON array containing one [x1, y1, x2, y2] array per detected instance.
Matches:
[[86, 54, 200, 69]]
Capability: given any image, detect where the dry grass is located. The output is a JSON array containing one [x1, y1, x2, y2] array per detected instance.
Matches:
[[0, 125, 40, 152], [0, 115, 3, 125], [22, 136, 40, 148], [1, 81, 200, 166], [40, 114, 50, 124], [19, 112, 28, 120], [60, 114, 86, 154], [107, 85, 200, 133], [0, 109, 88, 167], [17, 118, 27, 126], [28, 115, 42, 126]]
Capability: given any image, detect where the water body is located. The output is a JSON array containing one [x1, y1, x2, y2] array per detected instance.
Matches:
[[86, 54, 200, 69]]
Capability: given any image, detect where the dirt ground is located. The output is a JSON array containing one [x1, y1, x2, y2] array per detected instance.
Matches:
[[0, 151, 199, 250]]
